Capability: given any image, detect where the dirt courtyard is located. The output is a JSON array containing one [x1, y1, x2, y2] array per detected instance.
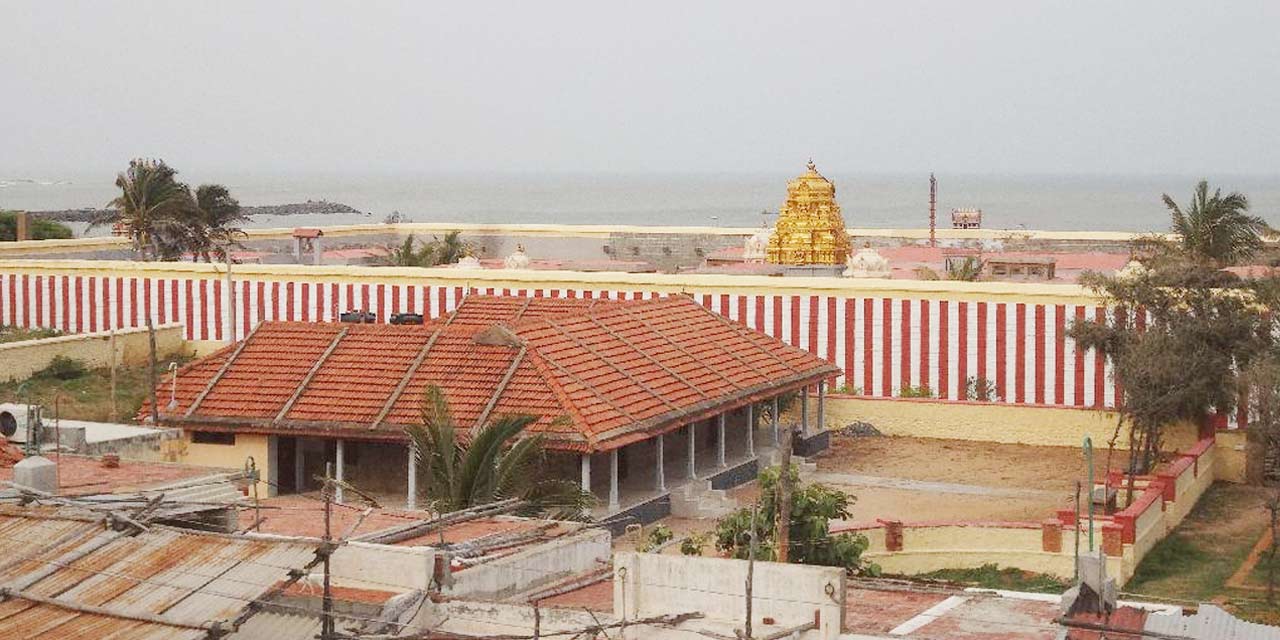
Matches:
[[620, 434, 1127, 552], [803, 434, 1124, 523]]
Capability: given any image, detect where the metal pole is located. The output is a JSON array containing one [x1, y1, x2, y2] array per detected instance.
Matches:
[[745, 501, 758, 640], [225, 245, 236, 343], [1084, 436, 1094, 552], [322, 462, 334, 640]]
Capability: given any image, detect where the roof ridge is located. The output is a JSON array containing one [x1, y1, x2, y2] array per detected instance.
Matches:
[[183, 322, 267, 419], [519, 348, 597, 448], [274, 326, 350, 425], [542, 316, 678, 412]]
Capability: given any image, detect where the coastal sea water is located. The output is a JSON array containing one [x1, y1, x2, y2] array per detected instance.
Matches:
[[2, 172, 1278, 236]]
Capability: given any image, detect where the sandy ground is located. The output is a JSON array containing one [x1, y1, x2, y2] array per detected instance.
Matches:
[[619, 435, 1126, 551]]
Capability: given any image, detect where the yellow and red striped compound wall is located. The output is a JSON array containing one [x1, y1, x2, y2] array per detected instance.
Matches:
[[0, 260, 1123, 409]]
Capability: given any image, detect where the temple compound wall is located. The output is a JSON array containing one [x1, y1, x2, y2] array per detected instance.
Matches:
[[0, 259, 1127, 412]]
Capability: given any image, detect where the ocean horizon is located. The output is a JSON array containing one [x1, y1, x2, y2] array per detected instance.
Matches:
[[3, 170, 1279, 236]]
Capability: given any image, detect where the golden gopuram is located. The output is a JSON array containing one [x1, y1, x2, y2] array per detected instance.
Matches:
[[766, 160, 852, 265]]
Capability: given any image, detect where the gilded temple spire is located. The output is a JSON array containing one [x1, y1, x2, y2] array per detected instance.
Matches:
[[765, 160, 852, 266]]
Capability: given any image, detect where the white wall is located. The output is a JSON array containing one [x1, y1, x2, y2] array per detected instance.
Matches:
[[614, 552, 845, 640]]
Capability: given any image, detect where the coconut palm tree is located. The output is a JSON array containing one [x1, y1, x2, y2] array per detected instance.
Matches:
[[186, 184, 248, 261], [93, 159, 191, 260], [1164, 180, 1270, 266], [405, 385, 594, 519]]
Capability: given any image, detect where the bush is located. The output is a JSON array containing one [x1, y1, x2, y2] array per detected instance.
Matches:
[[714, 466, 879, 575], [898, 384, 933, 399], [0, 212, 73, 241], [638, 524, 674, 553], [36, 356, 87, 380], [965, 376, 998, 402], [680, 533, 709, 556]]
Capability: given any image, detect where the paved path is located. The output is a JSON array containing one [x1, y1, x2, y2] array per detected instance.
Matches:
[[805, 472, 1060, 499]]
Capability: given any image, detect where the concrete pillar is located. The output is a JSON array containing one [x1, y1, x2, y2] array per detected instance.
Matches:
[[746, 404, 755, 458], [608, 449, 620, 511], [294, 439, 305, 493], [313, 238, 324, 265], [716, 414, 727, 468], [293, 238, 303, 262], [335, 439, 345, 504], [801, 386, 810, 437], [687, 423, 697, 479], [580, 454, 591, 494], [266, 435, 279, 497], [817, 381, 826, 435], [655, 435, 666, 492], [406, 443, 417, 510], [772, 397, 780, 445]]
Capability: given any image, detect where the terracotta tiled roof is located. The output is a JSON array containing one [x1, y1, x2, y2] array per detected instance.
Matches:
[[149, 295, 838, 451]]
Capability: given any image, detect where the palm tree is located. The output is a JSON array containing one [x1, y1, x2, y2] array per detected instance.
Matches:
[[1164, 180, 1270, 265], [187, 184, 248, 261], [93, 159, 190, 260], [405, 385, 594, 519], [386, 231, 470, 267]]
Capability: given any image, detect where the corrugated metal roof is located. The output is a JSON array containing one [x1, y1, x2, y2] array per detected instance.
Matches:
[[1144, 605, 1280, 640], [225, 609, 322, 639], [0, 510, 317, 640]]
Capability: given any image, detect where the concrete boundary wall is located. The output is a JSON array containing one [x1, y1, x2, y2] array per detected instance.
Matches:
[[833, 436, 1219, 585], [614, 551, 845, 639], [0, 322, 185, 382], [0, 260, 1131, 412], [449, 527, 612, 600]]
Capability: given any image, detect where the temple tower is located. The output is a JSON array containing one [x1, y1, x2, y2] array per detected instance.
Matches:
[[765, 161, 851, 265]]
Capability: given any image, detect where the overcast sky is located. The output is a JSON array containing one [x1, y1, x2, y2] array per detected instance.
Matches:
[[2, 1, 1278, 176]]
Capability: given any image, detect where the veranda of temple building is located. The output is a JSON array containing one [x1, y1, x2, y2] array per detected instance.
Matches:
[[148, 294, 837, 525]]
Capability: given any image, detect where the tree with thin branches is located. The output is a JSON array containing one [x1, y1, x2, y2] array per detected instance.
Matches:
[[1163, 180, 1270, 266], [405, 385, 594, 519]]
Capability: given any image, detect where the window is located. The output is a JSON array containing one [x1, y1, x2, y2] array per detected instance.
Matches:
[[192, 431, 236, 446]]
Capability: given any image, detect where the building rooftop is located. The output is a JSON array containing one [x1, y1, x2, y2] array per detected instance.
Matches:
[[0, 453, 237, 496], [148, 294, 837, 452], [0, 507, 316, 640]]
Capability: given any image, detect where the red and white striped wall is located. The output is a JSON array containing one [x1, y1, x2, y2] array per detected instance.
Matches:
[[0, 273, 1118, 409]]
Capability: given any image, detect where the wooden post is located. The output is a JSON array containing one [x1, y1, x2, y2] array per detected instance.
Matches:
[[771, 397, 780, 445], [776, 425, 794, 563], [146, 316, 158, 425], [321, 463, 335, 640], [109, 329, 118, 423], [745, 501, 759, 639]]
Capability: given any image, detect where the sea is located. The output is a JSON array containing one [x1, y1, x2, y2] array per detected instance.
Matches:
[[2, 172, 1279, 237]]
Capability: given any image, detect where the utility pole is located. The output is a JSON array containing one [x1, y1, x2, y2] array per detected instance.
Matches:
[[109, 329, 118, 423], [743, 502, 759, 640], [146, 316, 158, 425], [928, 173, 938, 248], [321, 462, 335, 640], [776, 424, 794, 564]]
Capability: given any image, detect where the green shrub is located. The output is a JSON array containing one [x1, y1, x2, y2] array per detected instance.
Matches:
[[36, 356, 87, 380], [638, 524, 674, 553], [0, 212, 73, 241], [680, 533, 709, 556], [898, 384, 933, 399]]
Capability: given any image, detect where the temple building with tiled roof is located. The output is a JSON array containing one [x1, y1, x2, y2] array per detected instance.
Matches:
[[146, 294, 838, 521]]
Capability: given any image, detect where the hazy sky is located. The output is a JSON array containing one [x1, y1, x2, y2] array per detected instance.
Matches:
[[2, 1, 1278, 176]]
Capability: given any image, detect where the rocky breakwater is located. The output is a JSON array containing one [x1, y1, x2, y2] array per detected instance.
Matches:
[[28, 200, 364, 222]]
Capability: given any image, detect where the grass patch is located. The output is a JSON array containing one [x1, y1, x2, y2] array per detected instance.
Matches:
[[911, 563, 1070, 594], [0, 356, 190, 423], [0, 325, 63, 344], [1127, 482, 1278, 624]]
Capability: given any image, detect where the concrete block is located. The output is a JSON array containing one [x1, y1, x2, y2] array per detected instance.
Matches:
[[13, 456, 57, 494]]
